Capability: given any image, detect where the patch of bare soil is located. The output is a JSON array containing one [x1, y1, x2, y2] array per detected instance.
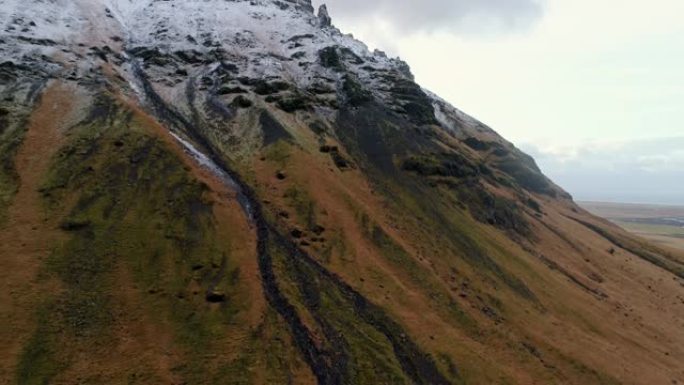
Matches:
[[51, 264, 184, 385], [0, 81, 75, 382]]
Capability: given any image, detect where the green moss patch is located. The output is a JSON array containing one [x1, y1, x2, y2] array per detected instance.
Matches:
[[0, 109, 28, 224], [18, 96, 267, 383], [270, 233, 458, 385]]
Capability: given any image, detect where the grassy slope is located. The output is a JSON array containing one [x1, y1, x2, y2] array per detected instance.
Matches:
[[13, 94, 313, 385], [246, 121, 626, 384], [2, 79, 682, 385], [0, 107, 28, 224]]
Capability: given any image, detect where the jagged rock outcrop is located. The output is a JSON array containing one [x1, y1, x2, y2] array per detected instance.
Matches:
[[318, 4, 332, 28]]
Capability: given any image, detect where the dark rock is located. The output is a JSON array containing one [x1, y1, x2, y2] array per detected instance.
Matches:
[[525, 198, 542, 213], [274, 1, 291, 11], [89, 46, 109, 62], [276, 171, 287, 180], [342, 75, 372, 106], [264, 95, 280, 103], [309, 121, 328, 135], [283, 0, 314, 13], [174, 49, 204, 64], [463, 137, 492, 151], [206, 291, 226, 303], [276, 94, 312, 112], [220, 62, 239, 73], [587, 272, 605, 283], [16, 36, 57, 46], [260, 111, 293, 146], [491, 146, 509, 157], [402, 101, 436, 125], [254, 80, 291, 95], [495, 155, 554, 196], [287, 34, 315, 43], [339, 47, 364, 65], [389, 78, 437, 124], [319, 46, 342, 70], [231, 95, 253, 108], [331, 151, 353, 170], [318, 4, 332, 27], [308, 82, 335, 94], [291, 228, 304, 238], [237, 77, 257, 86], [402, 153, 478, 179], [218, 86, 247, 95], [59, 219, 91, 231], [129, 46, 172, 66], [395, 59, 415, 80], [521, 342, 542, 359]]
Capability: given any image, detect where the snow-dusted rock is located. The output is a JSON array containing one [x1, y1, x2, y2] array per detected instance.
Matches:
[[0, 0, 501, 144], [317, 4, 332, 28]]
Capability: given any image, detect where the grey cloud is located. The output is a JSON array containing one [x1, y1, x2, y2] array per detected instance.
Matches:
[[313, 0, 545, 35], [522, 137, 684, 205]]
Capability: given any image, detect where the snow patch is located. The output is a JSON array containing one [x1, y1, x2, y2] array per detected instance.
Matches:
[[169, 131, 254, 223]]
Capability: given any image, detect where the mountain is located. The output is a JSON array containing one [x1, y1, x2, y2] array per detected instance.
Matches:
[[1, 1, 683, 384]]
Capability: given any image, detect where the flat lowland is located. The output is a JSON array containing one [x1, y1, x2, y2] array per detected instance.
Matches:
[[580, 201, 684, 251]]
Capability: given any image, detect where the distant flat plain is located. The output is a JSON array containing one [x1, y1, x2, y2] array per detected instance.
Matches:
[[580, 201, 684, 251]]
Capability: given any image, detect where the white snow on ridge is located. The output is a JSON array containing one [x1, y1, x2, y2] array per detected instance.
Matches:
[[1, 0, 399, 88], [0, 0, 85, 43], [107, 0, 395, 84], [0, 0, 493, 140]]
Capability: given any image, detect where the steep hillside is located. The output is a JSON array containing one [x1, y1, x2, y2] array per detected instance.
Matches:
[[1, 1, 683, 384]]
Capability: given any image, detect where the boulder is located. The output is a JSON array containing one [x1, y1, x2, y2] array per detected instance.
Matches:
[[206, 290, 226, 303], [231, 95, 253, 108]]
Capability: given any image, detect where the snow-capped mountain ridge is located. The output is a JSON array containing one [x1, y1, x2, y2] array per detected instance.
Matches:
[[1, 0, 500, 145]]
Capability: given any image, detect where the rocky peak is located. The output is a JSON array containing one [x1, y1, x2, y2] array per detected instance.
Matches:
[[317, 4, 332, 28], [282, 0, 315, 13]]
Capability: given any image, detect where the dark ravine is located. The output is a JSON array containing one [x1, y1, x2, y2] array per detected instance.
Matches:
[[129, 59, 332, 383], [128, 58, 452, 384], [271, 230, 454, 385]]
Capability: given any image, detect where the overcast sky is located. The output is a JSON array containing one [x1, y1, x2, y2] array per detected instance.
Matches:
[[313, 0, 684, 205]]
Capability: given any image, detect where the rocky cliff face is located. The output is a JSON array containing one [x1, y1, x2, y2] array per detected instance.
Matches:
[[1, 1, 683, 384]]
